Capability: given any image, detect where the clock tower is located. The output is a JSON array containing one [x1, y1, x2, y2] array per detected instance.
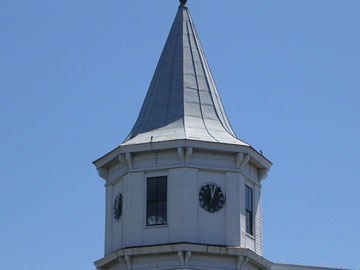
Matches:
[[93, 1, 272, 270]]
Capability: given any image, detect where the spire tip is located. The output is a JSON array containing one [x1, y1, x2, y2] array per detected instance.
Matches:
[[180, 0, 187, 5]]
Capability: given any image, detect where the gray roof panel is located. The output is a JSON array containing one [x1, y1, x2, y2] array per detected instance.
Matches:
[[122, 4, 248, 147]]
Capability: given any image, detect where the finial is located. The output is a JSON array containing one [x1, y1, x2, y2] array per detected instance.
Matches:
[[180, 0, 187, 5]]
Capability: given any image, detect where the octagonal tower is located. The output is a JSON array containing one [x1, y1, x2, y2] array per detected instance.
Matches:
[[93, 2, 272, 270]]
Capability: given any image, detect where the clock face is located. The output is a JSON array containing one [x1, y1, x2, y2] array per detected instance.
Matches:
[[114, 193, 123, 221], [199, 183, 225, 213]]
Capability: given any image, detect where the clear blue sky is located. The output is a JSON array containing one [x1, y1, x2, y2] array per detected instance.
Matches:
[[1, 0, 359, 269]]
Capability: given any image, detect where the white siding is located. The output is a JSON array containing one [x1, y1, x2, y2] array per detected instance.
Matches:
[[254, 184, 262, 255], [198, 171, 225, 245], [168, 168, 185, 242], [225, 172, 240, 246], [111, 179, 124, 253], [105, 184, 113, 255], [239, 174, 246, 248], [183, 168, 199, 242], [133, 150, 179, 170], [103, 148, 265, 256], [129, 172, 145, 246], [246, 234, 255, 251], [191, 150, 235, 169]]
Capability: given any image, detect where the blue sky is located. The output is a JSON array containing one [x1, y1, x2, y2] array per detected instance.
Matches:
[[1, 0, 359, 269]]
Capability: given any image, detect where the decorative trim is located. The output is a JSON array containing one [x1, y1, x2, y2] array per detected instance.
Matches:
[[125, 152, 133, 169], [105, 163, 261, 187], [124, 255, 132, 270], [177, 147, 185, 163], [259, 169, 268, 182], [177, 251, 184, 266], [240, 154, 250, 168], [185, 147, 193, 163], [119, 154, 127, 167], [185, 251, 192, 266], [98, 168, 108, 180], [236, 153, 244, 169], [96, 243, 272, 270], [236, 256, 249, 270]]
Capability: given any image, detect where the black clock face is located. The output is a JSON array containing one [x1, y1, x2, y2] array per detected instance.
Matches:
[[114, 193, 123, 221], [199, 183, 225, 213]]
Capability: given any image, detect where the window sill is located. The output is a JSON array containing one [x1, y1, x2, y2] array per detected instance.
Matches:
[[246, 233, 255, 240], [144, 224, 169, 229]]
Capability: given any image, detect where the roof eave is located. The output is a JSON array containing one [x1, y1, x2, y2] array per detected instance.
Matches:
[[93, 139, 272, 172]]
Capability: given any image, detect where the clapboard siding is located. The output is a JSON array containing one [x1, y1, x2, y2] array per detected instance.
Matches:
[[225, 172, 240, 246], [104, 148, 264, 256], [183, 168, 199, 242], [255, 185, 262, 255], [198, 171, 225, 245]]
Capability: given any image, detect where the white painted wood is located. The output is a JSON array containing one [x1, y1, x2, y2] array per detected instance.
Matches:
[[111, 178, 124, 252], [105, 184, 113, 255], [239, 173, 246, 248], [129, 172, 145, 246], [183, 168, 199, 243], [198, 171, 225, 245], [246, 234, 255, 251], [254, 185, 262, 255], [225, 172, 240, 246]]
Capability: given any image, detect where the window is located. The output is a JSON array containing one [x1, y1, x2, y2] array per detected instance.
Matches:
[[245, 185, 253, 235], [146, 176, 167, 226]]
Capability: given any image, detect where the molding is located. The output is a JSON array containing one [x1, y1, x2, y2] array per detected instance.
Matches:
[[177, 250, 185, 266], [96, 243, 272, 270], [125, 152, 133, 169], [119, 154, 127, 168], [237, 256, 249, 270], [185, 147, 193, 163], [105, 163, 261, 187], [236, 153, 244, 169], [185, 251, 192, 266], [259, 169, 269, 182], [177, 147, 185, 163], [98, 168, 108, 181], [124, 255, 132, 270], [240, 154, 250, 169], [93, 139, 272, 171]]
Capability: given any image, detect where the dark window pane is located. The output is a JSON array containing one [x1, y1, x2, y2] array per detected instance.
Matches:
[[246, 186, 253, 211], [147, 178, 158, 201], [157, 177, 167, 201], [246, 210, 253, 235], [146, 176, 167, 226], [147, 202, 158, 226], [157, 201, 167, 225]]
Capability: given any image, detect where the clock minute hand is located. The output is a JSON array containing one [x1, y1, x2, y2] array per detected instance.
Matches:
[[211, 185, 217, 200]]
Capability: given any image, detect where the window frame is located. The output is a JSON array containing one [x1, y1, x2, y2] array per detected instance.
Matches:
[[146, 176, 168, 227], [245, 185, 254, 236]]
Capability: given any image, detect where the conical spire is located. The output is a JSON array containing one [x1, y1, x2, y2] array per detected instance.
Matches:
[[122, 4, 248, 146]]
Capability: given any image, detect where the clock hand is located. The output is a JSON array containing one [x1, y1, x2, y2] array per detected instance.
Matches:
[[211, 185, 217, 200]]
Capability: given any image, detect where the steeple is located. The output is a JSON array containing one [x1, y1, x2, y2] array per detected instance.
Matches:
[[123, 3, 248, 147], [93, 3, 273, 268]]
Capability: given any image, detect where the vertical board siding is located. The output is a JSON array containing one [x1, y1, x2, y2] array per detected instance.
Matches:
[[225, 172, 240, 246], [255, 185, 262, 255], [198, 171, 225, 245]]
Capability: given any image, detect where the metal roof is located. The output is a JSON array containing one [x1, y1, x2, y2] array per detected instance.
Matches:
[[122, 3, 248, 147]]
